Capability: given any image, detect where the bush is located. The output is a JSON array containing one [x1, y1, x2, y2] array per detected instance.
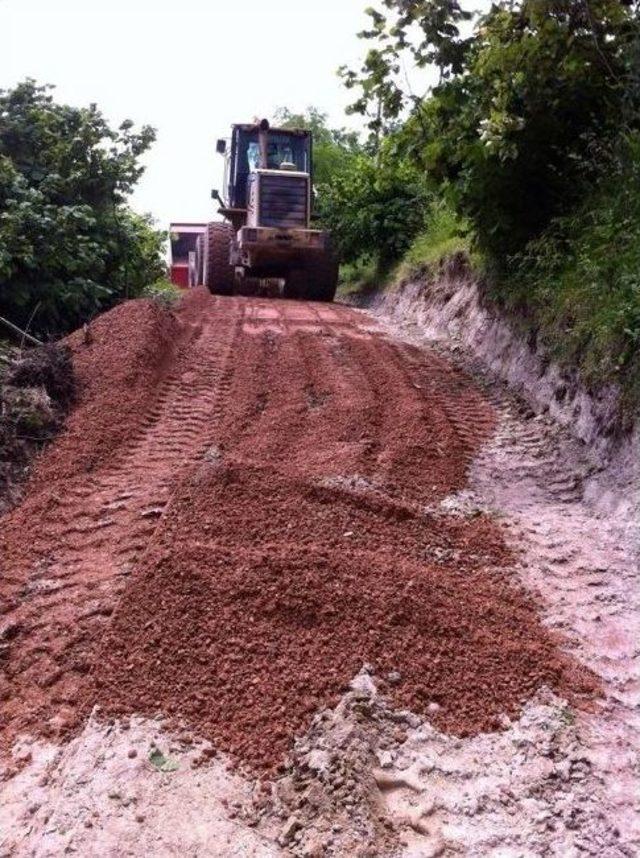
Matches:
[[318, 150, 430, 273], [0, 80, 166, 338], [141, 279, 182, 308], [506, 139, 640, 404]]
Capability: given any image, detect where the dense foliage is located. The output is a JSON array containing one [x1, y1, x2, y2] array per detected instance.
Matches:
[[0, 81, 165, 338], [508, 139, 640, 402], [317, 149, 429, 271], [332, 0, 640, 402]]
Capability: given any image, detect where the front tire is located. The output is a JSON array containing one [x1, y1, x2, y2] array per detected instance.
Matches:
[[283, 269, 306, 300], [306, 251, 339, 302], [204, 222, 235, 295]]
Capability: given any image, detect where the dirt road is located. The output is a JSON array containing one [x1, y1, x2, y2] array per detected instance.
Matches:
[[1, 289, 630, 856]]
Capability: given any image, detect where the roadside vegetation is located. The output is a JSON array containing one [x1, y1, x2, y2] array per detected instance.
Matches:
[[1, 4, 639, 408], [0, 340, 75, 511], [140, 278, 183, 308], [300, 0, 640, 407], [0, 80, 165, 340]]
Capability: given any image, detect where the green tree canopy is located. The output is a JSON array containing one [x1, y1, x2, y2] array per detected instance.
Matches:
[[0, 80, 165, 337], [341, 1, 640, 261]]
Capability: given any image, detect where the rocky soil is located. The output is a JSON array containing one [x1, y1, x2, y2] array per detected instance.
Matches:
[[0, 288, 637, 856]]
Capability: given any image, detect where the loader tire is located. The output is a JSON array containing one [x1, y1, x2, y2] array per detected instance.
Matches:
[[204, 222, 235, 295], [195, 234, 205, 286], [283, 269, 306, 300], [306, 251, 339, 302]]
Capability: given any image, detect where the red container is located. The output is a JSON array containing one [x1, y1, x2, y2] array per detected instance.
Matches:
[[170, 264, 189, 288], [169, 223, 207, 288]]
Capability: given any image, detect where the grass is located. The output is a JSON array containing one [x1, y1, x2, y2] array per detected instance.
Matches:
[[392, 199, 480, 286], [141, 278, 183, 308], [501, 161, 640, 411]]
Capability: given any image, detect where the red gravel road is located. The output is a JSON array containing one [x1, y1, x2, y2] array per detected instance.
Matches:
[[0, 290, 595, 770]]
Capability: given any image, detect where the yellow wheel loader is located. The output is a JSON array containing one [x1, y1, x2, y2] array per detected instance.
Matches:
[[200, 119, 338, 301]]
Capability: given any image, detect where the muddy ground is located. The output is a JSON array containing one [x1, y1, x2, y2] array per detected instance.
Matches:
[[0, 289, 637, 856]]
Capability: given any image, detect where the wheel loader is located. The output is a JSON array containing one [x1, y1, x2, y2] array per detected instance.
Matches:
[[198, 119, 338, 301]]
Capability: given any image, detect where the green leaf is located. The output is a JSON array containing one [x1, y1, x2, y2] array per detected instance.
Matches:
[[148, 749, 179, 773]]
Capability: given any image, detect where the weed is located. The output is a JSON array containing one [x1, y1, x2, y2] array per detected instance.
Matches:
[[148, 748, 179, 772], [142, 279, 182, 309], [392, 200, 482, 285], [559, 705, 576, 727]]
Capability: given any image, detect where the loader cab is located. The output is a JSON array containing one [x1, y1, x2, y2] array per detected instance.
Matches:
[[224, 124, 312, 210]]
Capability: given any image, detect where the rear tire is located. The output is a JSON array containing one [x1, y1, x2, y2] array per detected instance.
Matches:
[[305, 251, 339, 302], [282, 252, 339, 302], [204, 222, 235, 295], [283, 269, 306, 300]]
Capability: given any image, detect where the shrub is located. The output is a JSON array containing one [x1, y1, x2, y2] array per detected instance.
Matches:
[[141, 279, 182, 308], [0, 80, 166, 337]]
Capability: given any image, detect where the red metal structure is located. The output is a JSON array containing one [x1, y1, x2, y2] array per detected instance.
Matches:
[[169, 223, 207, 288]]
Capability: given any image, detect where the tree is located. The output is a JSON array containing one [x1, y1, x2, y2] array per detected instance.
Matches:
[[426, 0, 640, 258], [0, 80, 165, 337], [317, 145, 430, 272], [338, 1, 474, 147], [341, 1, 640, 261], [273, 106, 361, 187]]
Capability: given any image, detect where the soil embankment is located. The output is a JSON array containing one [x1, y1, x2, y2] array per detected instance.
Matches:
[[375, 258, 631, 456], [0, 290, 594, 771], [0, 343, 75, 514]]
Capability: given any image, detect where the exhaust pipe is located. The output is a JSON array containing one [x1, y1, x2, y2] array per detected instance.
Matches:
[[258, 118, 269, 169]]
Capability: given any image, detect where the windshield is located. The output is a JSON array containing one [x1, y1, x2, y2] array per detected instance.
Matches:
[[231, 127, 311, 207], [245, 132, 309, 172]]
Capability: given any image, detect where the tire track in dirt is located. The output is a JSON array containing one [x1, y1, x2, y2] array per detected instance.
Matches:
[[227, 299, 493, 504], [0, 292, 633, 857], [373, 308, 639, 854], [467, 406, 640, 849], [0, 292, 597, 776], [242, 302, 379, 479], [0, 295, 244, 751], [85, 295, 594, 772]]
